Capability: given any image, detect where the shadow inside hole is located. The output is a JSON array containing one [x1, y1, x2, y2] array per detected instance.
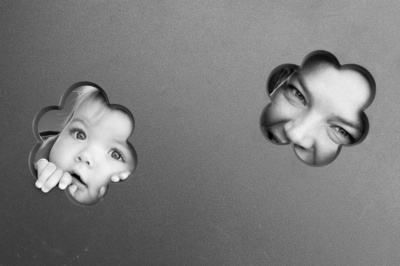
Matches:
[[30, 82, 137, 206], [260, 50, 376, 167], [37, 90, 77, 135]]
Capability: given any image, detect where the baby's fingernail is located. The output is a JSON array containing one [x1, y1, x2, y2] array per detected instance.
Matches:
[[59, 182, 67, 190], [35, 181, 42, 188], [121, 172, 130, 179]]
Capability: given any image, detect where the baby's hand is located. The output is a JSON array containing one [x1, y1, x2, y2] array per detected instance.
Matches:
[[110, 171, 131, 183], [98, 171, 130, 200], [35, 159, 72, 193]]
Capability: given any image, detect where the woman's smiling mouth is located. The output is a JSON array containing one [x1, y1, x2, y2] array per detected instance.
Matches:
[[267, 131, 285, 144]]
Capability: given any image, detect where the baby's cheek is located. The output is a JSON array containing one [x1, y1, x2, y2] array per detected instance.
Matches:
[[126, 163, 135, 173], [113, 160, 132, 172], [95, 170, 114, 187], [49, 145, 70, 168], [49, 146, 61, 166], [49, 137, 66, 161]]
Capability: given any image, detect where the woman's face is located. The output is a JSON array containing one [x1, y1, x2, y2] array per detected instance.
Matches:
[[261, 63, 372, 166]]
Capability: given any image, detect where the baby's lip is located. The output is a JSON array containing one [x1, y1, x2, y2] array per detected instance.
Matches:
[[69, 171, 87, 189]]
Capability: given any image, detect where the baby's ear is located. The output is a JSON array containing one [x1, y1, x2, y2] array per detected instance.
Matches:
[[267, 65, 297, 95]]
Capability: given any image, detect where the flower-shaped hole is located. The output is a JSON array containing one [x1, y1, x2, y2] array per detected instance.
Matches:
[[29, 82, 137, 206], [260, 50, 376, 166]]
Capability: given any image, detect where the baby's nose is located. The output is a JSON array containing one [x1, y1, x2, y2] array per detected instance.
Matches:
[[75, 150, 95, 168]]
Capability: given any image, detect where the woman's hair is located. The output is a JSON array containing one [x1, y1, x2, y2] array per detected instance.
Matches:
[[268, 66, 297, 95], [61, 86, 108, 129]]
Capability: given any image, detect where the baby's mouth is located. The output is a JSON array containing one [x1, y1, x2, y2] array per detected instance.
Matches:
[[70, 172, 87, 188]]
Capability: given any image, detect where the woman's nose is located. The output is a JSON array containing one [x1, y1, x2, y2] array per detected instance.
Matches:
[[284, 114, 318, 150]]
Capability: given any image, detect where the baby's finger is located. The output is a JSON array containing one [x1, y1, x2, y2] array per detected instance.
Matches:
[[111, 175, 120, 182], [69, 184, 78, 197], [98, 186, 107, 199], [35, 158, 49, 176], [36, 162, 57, 189], [119, 171, 131, 181], [59, 172, 72, 190], [41, 168, 63, 193]]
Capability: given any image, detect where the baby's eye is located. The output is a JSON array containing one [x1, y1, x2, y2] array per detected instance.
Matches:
[[76, 131, 85, 140], [70, 128, 86, 140], [288, 85, 306, 105], [110, 149, 125, 162]]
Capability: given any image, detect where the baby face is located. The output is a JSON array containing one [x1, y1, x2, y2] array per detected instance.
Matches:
[[261, 63, 372, 166], [49, 98, 135, 204]]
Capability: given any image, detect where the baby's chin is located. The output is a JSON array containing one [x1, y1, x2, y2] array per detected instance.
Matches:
[[68, 185, 100, 205]]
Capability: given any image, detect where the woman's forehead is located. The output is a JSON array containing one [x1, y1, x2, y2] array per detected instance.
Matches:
[[297, 66, 371, 108]]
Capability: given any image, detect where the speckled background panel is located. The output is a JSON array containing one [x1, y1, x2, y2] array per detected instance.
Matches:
[[1, 1, 399, 265]]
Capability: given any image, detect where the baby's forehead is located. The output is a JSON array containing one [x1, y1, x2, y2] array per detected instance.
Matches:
[[97, 109, 133, 136], [74, 96, 107, 118], [75, 98, 131, 124]]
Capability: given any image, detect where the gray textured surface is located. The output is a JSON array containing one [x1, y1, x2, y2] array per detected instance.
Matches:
[[1, 1, 399, 265]]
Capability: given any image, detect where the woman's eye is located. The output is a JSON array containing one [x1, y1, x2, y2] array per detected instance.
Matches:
[[111, 150, 124, 162], [294, 91, 305, 102], [332, 126, 353, 144], [337, 127, 348, 137], [288, 85, 306, 105]]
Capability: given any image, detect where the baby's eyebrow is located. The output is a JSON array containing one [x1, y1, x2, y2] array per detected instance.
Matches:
[[114, 138, 129, 147], [71, 117, 92, 127], [113, 139, 134, 156]]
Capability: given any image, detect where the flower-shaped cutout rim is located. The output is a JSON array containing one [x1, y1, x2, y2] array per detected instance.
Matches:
[[260, 50, 376, 167], [29, 81, 138, 206]]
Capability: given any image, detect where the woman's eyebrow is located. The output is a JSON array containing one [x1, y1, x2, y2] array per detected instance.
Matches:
[[332, 115, 363, 132], [291, 73, 311, 99]]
